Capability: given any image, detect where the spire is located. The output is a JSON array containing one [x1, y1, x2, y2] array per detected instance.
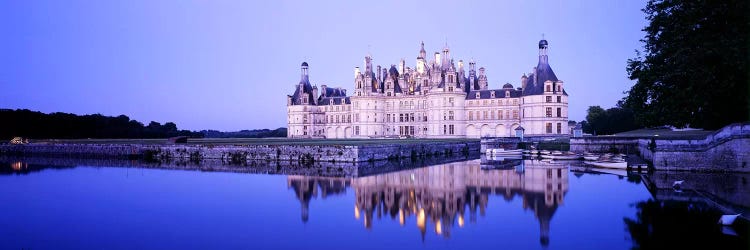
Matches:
[[419, 41, 426, 59], [442, 39, 450, 68]]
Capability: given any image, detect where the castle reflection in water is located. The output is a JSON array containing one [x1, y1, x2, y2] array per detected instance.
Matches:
[[288, 158, 568, 244]]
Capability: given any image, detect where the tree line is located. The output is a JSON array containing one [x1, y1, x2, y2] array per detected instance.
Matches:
[[584, 0, 748, 135], [201, 128, 287, 138], [0, 109, 203, 140]]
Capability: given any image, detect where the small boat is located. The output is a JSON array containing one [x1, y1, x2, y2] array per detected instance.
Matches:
[[583, 156, 599, 161], [488, 155, 522, 161], [539, 150, 551, 155], [718, 214, 741, 226], [487, 148, 524, 156], [587, 160, 628, 169], [530, 150, 539, 155], [583, 153, 599, 161], [540, 151, 582, 160]]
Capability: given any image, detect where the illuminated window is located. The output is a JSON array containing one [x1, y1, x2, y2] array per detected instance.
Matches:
[[546, 123, 552, 133]]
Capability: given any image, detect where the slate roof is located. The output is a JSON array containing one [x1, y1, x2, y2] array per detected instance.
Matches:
[[522, 54, 567, 96], [323, 87, 346, 97], [318, 96, 350, 105], [465, 89, 522, 100], [290, 75, 315, 105]]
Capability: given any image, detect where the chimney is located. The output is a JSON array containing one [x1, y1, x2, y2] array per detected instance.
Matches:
[[377, 65, 382, 83], [312, 86, 319, 104]]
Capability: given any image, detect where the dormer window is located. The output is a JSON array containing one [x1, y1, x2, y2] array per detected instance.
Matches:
[[475, 92, 480, 99], [505, 91, 510, 98], [490, 91, 495, 98]]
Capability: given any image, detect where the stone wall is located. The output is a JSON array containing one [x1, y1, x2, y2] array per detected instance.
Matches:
[[0, 140, 480, 164], [357, 141, 479, 161], [480, 137, 521, 153], [569, 137, 640, 154], [571, 123, 750, 172]]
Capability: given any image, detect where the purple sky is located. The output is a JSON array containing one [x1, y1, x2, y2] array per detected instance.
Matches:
[[0, 0, 647, 131]]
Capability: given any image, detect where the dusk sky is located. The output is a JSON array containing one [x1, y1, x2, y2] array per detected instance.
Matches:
[[0, 0, 648, 131]]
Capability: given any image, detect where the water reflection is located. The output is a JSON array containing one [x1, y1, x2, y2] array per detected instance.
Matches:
[[288, 159, 569, 245], [0, 161, 74, 175], [627, 172, 750, 249]]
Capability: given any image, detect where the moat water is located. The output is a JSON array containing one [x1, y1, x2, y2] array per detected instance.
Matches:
[[1, 157, 748, 249]]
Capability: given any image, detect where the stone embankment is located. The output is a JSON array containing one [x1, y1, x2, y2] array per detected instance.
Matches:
[[571, 123, 750, 172], [0, 140, 479, 164]]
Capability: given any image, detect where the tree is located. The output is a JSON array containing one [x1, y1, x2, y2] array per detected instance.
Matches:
[[586, 106, 607, 135], [624, 0, 749, 129], [585, 105, 639, 135]]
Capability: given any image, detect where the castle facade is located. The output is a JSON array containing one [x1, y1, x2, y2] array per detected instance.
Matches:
[[287, 39, 568, 138]]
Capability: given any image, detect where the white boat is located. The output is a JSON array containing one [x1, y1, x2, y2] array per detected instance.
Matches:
[[583, 153, 599, 161], [539, 150, 551, 155], [540, 151, 582, 160], [530, 150, 539, 154], [486, 148, 523, 156], [489, 149, 523, 155], [587, 160, 628, 169], [719, 214, 742, 226], [550, 154, 583, 160], [583, 155, 599, 161], [488, 155, 522, 161]]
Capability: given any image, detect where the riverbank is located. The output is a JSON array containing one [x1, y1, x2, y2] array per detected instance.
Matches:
[[0, 138, 479, 164]]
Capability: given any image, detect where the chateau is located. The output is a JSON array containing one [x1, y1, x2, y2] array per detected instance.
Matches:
[[287, 39, 568, 138]]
